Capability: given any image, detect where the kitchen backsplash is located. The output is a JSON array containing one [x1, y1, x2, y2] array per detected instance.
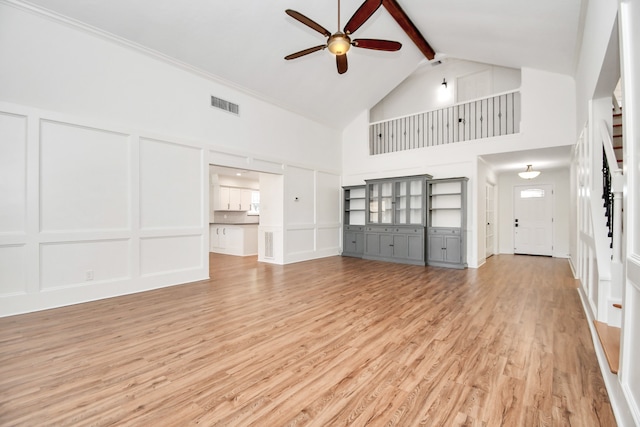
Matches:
[[211, 211, 259, 224]]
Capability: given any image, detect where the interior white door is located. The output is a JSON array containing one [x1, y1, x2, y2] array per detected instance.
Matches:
[[485, 183, 495, 258], [513, 184, 553, 256]]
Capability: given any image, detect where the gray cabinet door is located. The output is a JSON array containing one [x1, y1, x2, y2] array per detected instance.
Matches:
[[379, 234, 395, 258], [365, 232, 381, 256], [428, 234, 445, 262], [354, 232, 364, 254], [407, 234, 424, 261], [392, 234, 409, 259], [444, 235, 462, 263], [344, 230, 364, 255], [364, 226, 425, 266]]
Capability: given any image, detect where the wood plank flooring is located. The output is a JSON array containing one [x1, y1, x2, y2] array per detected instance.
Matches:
[[0, 254, 615, 426]]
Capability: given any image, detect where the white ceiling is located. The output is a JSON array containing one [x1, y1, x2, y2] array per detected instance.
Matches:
[[20, 0, 586, 130], [480, 145, 573, 175]]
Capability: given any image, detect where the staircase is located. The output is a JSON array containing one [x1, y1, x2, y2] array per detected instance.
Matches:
[[613, 111, 623, 165], [594, 107, 624, 374]]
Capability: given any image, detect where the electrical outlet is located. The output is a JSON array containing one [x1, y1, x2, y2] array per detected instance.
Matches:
[[85, 270, 94, 281]]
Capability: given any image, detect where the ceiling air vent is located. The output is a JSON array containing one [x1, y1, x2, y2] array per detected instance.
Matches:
[[211, 96, 239, 115]]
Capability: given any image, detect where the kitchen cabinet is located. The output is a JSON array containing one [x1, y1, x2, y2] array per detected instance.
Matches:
[[427, 177, 468, 269], [210, 224, 258, 256], [210, 225, 227, 250], [213, 186, 253, 211]]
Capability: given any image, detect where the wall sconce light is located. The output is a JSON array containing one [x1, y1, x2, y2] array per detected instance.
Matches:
[[518, 164, 541, 179], [438, 78, 449, 102]]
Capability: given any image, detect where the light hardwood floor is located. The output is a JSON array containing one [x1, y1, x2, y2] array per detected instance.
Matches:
[[0, 254, 615, 426]]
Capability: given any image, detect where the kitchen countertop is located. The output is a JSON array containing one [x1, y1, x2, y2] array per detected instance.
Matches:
[[210, 223, 259, 225]]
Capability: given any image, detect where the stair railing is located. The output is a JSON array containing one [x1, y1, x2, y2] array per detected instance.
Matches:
[[600, 120, 623, 264]]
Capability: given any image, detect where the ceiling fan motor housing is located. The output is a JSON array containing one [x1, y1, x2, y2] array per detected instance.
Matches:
[[328, 32, 351, 55]]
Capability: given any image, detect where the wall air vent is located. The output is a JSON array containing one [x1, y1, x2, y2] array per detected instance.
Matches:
[[264, 231, 274, 259], [211, 96, 239, 115]]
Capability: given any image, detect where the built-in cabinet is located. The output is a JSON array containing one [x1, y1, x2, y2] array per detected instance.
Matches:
[[365, 175, 430, 265], [342, 175, 467, 269], [427, 178, 468, 269], [213, 186, 252, 211], [342, 186, 366, 257]]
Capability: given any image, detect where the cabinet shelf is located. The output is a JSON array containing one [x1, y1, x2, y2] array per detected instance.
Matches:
[[343, 186, 367, 257], [427, 178, 467, 269]]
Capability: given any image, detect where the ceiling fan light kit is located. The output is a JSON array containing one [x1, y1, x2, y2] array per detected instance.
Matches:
[[327, 32, 351, 55], [284, 0, 405, 74]]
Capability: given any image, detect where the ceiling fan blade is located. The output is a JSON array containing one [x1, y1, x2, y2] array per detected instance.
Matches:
[[336, 54, 348, 74], [284, 45, 326, 60], [285, 9, 331, 37], [382, 0, 435, 60], [344, 0, 382, 35], [352, 39, 402, 51]]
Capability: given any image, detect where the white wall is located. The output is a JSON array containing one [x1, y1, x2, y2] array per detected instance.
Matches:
[[496, 168, 571, 257], [0, 3, 341, 170], [343, 67, 576, 268], [284, 166, 341, 264], [0, 3, 342, 316], [370, 58, 521, 122]]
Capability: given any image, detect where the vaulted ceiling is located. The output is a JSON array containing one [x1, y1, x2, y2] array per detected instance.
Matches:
[[20, 0, 585, 129]]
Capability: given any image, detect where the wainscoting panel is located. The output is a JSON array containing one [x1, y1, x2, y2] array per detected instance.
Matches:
[[286, 227, 315, 256], [316, 226, 340, 252], [622, 257, 640, 424], [140, 138, 203, 230], [0, 103, 209, 317], [140, 235, 202, 277], [316, 171, 341, 225], [285, 166, 315, 226], [0, 111, 27, 235], [40, 239, 131, 290], [0, 245, 27, 296], [40, 120, 130, 232]]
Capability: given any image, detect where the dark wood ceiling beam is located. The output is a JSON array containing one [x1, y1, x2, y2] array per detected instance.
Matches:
[[382, 0, 436, 60]]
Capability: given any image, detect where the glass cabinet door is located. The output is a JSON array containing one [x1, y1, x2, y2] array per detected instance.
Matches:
[[408, 178, 424, 224], [367, 183, 379, 223], [368, 178, 425, 225], [395, 181, 408, 224], [380, 181, 393, 224], [368, 181, 394, 224], [395, 178, 424, 224]]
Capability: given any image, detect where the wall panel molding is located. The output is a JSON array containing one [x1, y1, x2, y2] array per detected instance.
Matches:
[[0, 103, 209, 317]]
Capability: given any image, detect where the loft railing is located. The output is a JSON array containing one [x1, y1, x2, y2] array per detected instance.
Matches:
[[369, 90, 521, 155]]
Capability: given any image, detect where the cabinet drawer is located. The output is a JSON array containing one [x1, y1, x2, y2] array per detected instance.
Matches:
[[428, 227, 460, 235], [366, 226, 423, 234], [344, 225, 364, 232]]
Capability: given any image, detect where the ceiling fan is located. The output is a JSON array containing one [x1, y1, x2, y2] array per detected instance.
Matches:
[[284, 0, 402, 74]]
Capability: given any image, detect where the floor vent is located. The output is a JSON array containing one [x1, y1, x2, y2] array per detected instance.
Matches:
[[265, 232, 274, 259], [211, 96, 239, 115]]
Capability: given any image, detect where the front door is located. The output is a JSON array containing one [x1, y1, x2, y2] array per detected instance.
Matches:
[[513, 184, 553, 256]]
